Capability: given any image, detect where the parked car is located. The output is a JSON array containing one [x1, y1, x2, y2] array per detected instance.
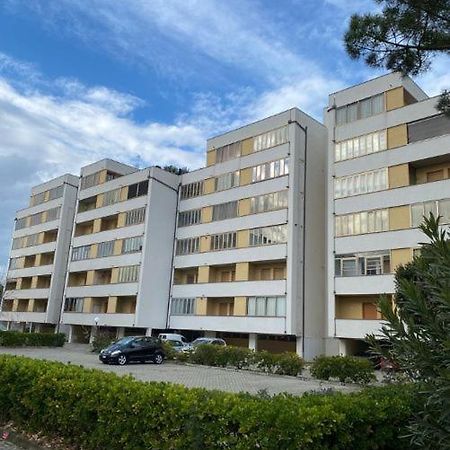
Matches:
[[158, 333, 188, 345], [166, 340, 191, 353], [186, 337, 226, 351], [99, 336, 165, 365], [0, 322, 7, 331]]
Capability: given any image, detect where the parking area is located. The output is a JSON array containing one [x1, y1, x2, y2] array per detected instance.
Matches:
[[0, 344, 359, 396]]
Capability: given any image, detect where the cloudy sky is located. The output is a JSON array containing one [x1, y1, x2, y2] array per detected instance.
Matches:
[[0, 0, 448, 274]]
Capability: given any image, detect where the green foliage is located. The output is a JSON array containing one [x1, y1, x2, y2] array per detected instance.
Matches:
[[367, 214, 450, 448], [310, 355, 376, 384], [0, 355, 420, 449], [0, 331, 65, 347], [163, 165, 189, 175], [91, 331, 116, 353], [188, 345, 304, 376]]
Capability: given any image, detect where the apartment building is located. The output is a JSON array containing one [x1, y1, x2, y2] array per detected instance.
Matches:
[[1, 174, 78, 331], [61, 159, 179, 342], [325, 72, 450, 355], [169, 108, 327, 359]]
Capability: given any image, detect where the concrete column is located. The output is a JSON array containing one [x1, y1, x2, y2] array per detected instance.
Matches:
[[249, 333, 258, 351], [117, 327, 125, 339], [67, 325, 74, 343], [296, 336, 304, 358], [89, 326, 96, 344], [145, 328, 152, 336]]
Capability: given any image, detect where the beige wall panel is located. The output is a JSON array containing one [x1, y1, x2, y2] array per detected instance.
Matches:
[[86, 270, 95, 286], [197, 266, 210, 283], [391, 248, 412, 270], [200, 236, 211, 252], [95, 194, 104, 208], [202, 206, 213, 224], [204, 178, 216, 195], [107, 296, 118, 314], [111, 268, 119, 283], [93, 219, 102, 233], [206, 150, 216, 167], [117, 213, 127, 228], [113, 240, 122, 256], [385, 87, 405, 111], [196, 297, 207, 315], [27, 299, 35, 313], [387, 124, 408, 149], [235, 262, 250, 281], [83, 297, 93, 313], [237, 230, 249, 248], [238, 198, 251, 216], [120, 186, 128, 201], [239, 167, 253, 186], [234, 296, 247, 316], [389, 205, 411, 230], [241, 138, 253, 156], [388, 164, 410, 188]]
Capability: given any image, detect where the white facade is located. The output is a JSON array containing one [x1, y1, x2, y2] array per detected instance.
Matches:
[[325, 73, 450, 355], [1, 174, 79, 330]]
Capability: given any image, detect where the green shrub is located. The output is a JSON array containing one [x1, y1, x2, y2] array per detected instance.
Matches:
[[310, 355, 376, 384], [91, 332, 116, 353], [274, 352, 305, 376], [189, 344, 221, 366], [0, 331, 65, 347], [0, 355, 419, 449]]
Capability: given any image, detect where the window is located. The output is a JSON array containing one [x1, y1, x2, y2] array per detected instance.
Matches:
[[46, 207, 61, 222], [176, 237, 200, 255], [178, 209, 202, 227], [216, 141, 241, 163], [335, 209, 389, 236], [12, 237, 24, 250], [80, 172, 101, 190], [15, 217, 27, 231], [31, 191, 46, 206], [212, 201, 238, 221], [181, 181, 203, 199], [249, 225, 288, 246], [252, 158, 289, 183], [97, 240, 115, 258], [30, 213, 43, 227], [335, 93, 385, 125], [122, 236, 143, 254], [408, 114, 450, 143], [118, 265, 140, 283], [125, 207, 146, 226], [103, 188, 121, 206], [335, 130, 387, 162], [247, 296, 286, 317], [64, 297, 84, 312], [71, 245, 91, 261], [210, 232, 237, 251], [127, 180, 149, 199], [106, 171, 120, 182], [253, 126, 288, 152], [171, 297, 195, 315], [26, 233, 40, 247], [250, 190, 288, 214], [411, 199, 450, 227], [48, 185, 64, 201], [9, 258, 21, 270], [335, 251, 390, 276], [335, 168, 388, 198], [215, 171, 239, 191]]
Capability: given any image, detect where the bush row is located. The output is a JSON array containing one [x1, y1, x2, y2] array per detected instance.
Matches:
[[166, 344, 305, 376], [0, 331, 65, 347], [0, 355, 418, 449], [310, 355, 376, 384]]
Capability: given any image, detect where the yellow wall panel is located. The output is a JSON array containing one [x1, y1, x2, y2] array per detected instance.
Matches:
[[111, 268, 119, 283], [120, 186, 128, 201], [93, 219, 102, 233], [234, 297, 247, 316], [107, 296, 118, 314], [389, 206, 411, 230], [388, 164, 410, 188], [391, 248, 412, 269], [239, 167, 253, 186], [86, 271, 95, 285], [117, 213, 127, 228], [202, 206, 213, 223], [235, 262, 250, 281], [206, 150, 216, 167], [387, 124, 408, 149], [238, 198, 251, 216], [95, 194, 104, 208], [197, 266, 210, 283], [237, 230, 249, 248], [241, 138, 253, 156], [83, 297, 93, 313], [196, 297, 207, 315], [204, 178, 215, 195], [200, 236, 211, 252], [385, 87, 405, 111], [113, 240, 122, 256], [27, 299, 35, 313]]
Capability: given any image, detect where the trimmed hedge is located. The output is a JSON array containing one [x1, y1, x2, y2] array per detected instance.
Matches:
[[0, 355, 418, 449], [0, 331, 65, 347], [310, 355, 376, 384], [181, 345, 305, 376]]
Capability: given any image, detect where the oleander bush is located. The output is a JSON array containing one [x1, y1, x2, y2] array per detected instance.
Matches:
[[189, 345, 304, 376], [91, 331, 116, 353], [0, 330, 65, 347], [0, 355, 419, 449], [310, 355, 376, 384]]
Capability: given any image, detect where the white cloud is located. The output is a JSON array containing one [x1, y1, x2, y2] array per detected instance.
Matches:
[[415, 55, 450, 97]]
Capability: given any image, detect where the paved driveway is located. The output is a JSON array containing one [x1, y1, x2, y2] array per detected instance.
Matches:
[[0, 345, 358, 396]]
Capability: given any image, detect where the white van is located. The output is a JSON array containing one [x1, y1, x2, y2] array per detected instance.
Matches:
[[158, 333, 188, 344]]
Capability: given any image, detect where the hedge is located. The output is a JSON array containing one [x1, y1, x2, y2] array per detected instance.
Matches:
[[0, 355, 419, 449], [310, 355, 376, 384], [0, 331, 65, 347]]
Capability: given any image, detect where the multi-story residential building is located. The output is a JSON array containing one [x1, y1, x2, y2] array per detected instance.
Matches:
[[169, 108, 327, 359], [60, 159, 179, 342], [0, 174, 78, 331], [325, 72, 450, 355]]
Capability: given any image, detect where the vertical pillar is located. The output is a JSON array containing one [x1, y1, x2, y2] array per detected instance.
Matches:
[[117, 327, 125, 339], [68, 325, 74, 343], [296, 336, 303, 358], [145, 328, 152, 336], [249, 333, 258, 351]]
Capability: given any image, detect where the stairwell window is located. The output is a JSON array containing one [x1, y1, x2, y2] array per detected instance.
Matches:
[[335, 209, 389, 236], [253, 126, 288, 152], [15, 217, 27, 231], [210, 232, 237, 251], [80, 172, 101, 190], [250, 190, 288, 214], [122, 236, 143, 254], [171, 297, 195, 315], [212, 201, 238, 221], [118, 265, 140, 283], [247, 296, 286, 317], [178, 209, 202, 227], [128, 180, 149, 199], [176, 237, 200, 255], [97, 240, 115, 258], [335, 168, 388, 198], [71, 245, 92, 261], [103, 188, 121, 206], [249, 225, 287, 246], [216, 141, 241, 163], [48, 185, 64, 201], [46, 207, 61, 222], [181, 181, 203, 199], [335, 130, 387, 162], [336, 93, 385, 125], [64, 297, 84, 312], [252, 158, 289, 183], [215, 171, 239, 191]]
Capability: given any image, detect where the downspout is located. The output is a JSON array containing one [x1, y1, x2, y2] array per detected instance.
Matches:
[[288, 119, 307, 357]]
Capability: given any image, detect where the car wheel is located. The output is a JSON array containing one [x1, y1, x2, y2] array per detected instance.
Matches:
[[117, 354, 128, 366], [153, 353, 164, 365]]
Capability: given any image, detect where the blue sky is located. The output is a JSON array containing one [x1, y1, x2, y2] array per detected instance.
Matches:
[[0, 0, 448, 275]]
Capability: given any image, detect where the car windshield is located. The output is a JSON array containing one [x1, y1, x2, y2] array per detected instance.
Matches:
[[192, 338, 210, 347], [113, 337, 135, 347]]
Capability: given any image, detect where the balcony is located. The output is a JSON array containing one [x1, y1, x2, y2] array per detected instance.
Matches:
[[335, 275, 394, 295], [0, 311, 47, 323], [335, 319, 384, 339], [62, 312, 135, 327]]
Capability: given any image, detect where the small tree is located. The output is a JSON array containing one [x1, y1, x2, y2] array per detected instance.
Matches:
[[163, 165, 189, 175], [367, 214, 450, 448]]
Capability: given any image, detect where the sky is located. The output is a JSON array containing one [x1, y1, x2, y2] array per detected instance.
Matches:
[[0, 0, 449, 275]]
